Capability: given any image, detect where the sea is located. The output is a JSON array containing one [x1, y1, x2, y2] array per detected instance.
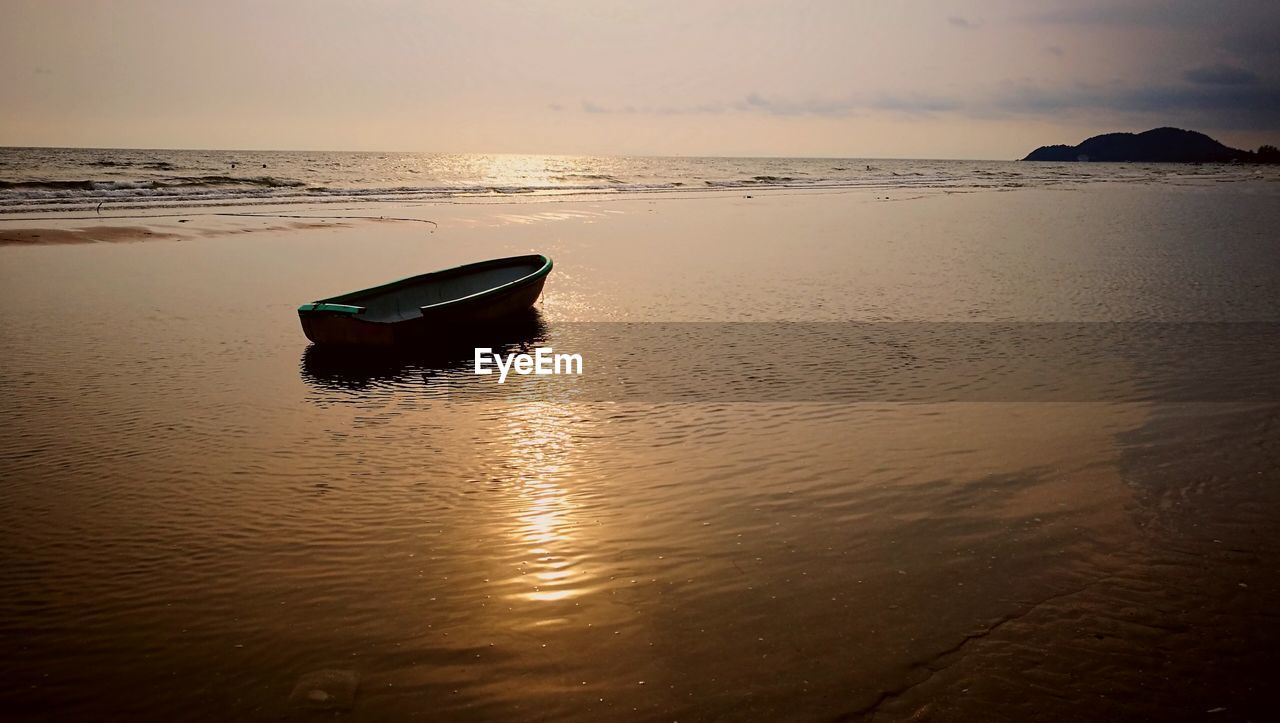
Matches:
[[1, 146, 1275, 214]]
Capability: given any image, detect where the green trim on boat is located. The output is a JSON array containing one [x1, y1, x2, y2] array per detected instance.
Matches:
[[298, 303, 365, 314]]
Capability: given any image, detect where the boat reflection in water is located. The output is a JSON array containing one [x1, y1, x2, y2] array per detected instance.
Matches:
[[298, 308, 550, 396], [299, 304, 604, 626]]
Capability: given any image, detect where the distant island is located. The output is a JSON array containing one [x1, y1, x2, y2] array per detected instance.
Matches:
[[1023, 127, 1279, 163]]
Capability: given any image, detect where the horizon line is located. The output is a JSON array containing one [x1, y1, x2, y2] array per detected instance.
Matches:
[[0, 143, 1013, 162]]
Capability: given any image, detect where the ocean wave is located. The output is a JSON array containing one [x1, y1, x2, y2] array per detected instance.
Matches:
[[85, 159, 180, 171], [549, 173, 625, 183], [169, 175, 306, 188], [0, 180, 101, 191], [0, 175, 306, 192]]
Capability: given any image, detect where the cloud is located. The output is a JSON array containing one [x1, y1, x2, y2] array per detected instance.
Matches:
[[1045, 45, 1065, 57], [731, 93, 858, 116], [546, 103, 564, 112], [993, 79, 1280, 129], [1016, 3, 1280, 79], [947, 16, 972, 29], [1017, 0, 1280, 55], [743, 92, 962, 117], [572, 69, 1280, 131], [871, 94, 963, 114], [654, 103, 725, 116], [1184, 64, 1258, 86], [1220, 27, 1280, 61], [574, 92, 963, 119], [1016, 1, 1221, 28]]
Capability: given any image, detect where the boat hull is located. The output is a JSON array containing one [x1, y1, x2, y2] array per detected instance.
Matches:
[[298, 255, 551, 346]]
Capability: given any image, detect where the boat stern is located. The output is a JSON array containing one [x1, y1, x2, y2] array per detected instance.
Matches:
[[298, 304, 397, 346]]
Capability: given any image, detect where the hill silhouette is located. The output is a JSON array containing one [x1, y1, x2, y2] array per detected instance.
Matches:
[[1023, 127, 1257, 163]]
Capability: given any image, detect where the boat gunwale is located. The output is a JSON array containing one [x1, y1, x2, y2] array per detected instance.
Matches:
[[297, 254, 552, 321]]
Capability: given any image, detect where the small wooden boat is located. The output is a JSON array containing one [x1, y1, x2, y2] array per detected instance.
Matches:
[[298, 254, 552, 345]]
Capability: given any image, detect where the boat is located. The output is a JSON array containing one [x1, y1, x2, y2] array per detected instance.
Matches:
[[298, 254, 552, 345]]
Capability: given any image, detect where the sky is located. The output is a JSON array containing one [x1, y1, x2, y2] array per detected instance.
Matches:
[[1, 0, 1277, 158]]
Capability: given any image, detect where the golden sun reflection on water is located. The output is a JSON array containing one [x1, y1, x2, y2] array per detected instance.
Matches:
[[475, 154, 560, 188], [496, 402, 595, 605]]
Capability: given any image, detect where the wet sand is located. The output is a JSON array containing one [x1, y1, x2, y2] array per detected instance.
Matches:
[[1, 185, 1278, 721], [867, 402, 1280, 722], [0, 216, 357, 245]]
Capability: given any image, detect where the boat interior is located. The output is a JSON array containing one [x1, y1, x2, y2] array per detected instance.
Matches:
[[345, 258, 545, 323]]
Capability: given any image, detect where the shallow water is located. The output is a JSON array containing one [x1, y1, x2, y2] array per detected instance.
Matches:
[[1, 184, 1278, 720]]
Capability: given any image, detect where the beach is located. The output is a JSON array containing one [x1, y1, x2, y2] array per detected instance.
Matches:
[[2, 181, 1279, 720]]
